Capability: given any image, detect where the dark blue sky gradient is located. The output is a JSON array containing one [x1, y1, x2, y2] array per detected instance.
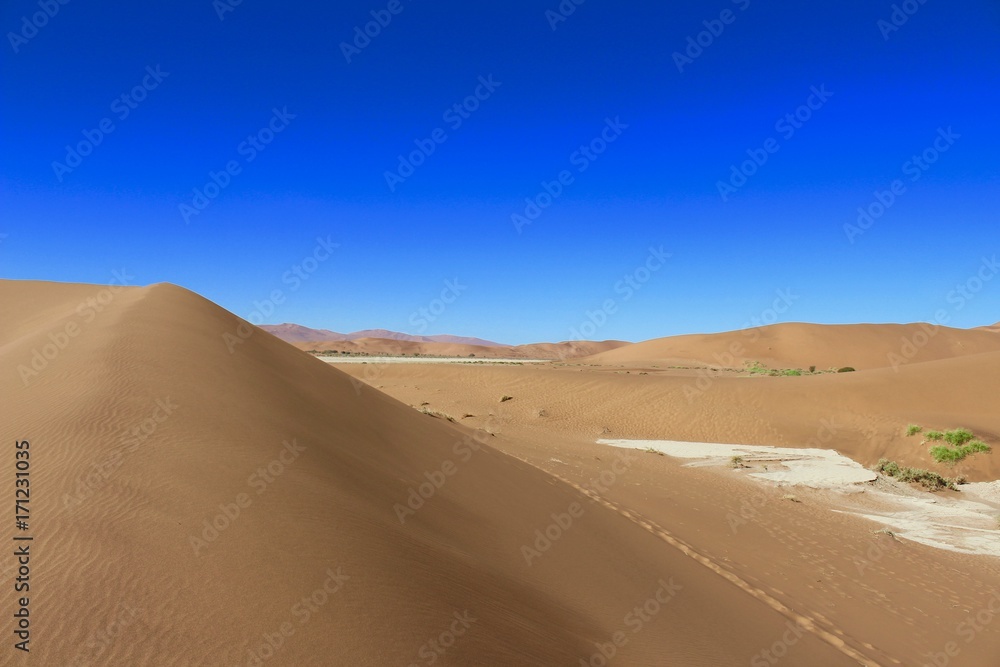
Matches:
[[2, 0, 998, 344]]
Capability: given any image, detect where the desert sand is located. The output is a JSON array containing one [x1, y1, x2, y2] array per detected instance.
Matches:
[[3, 279, 999, 666]]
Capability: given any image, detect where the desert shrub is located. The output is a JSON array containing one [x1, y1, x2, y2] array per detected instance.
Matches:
[[876, 458, 956, 491], [931, 440, 991, 464], [930, 446, 962, 463], [782, 369, 802, 376], [906, 424, 923, 436], [745, 361, 768, 375], [837, 367, 856, 373], [731, 455, 745, 469], [809, 365, 816, 373], [925, 430, 944, 441], [943, 428, 975, 447], [500, 395, 513, 402]]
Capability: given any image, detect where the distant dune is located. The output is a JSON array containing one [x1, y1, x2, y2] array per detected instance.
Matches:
[[3, 280, 871, 665], [585, 321, 1000, 370], [261, 323, 504, 347]]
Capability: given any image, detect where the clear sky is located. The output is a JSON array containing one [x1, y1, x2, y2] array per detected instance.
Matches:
[[2, 1, 998, 344]]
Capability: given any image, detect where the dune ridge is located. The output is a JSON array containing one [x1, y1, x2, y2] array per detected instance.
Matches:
[[585, 321, 1000, 370]]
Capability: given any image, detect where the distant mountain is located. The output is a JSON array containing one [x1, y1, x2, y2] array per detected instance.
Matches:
[[261, 323, 506, 347], [259, 323, 348, 343]]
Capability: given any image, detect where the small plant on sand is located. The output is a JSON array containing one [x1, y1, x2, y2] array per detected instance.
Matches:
[[924, 430, 944, 441], [500, 395, 513, 402], [643, 447, 665, 456], [873, 528, 898, 540], [837, 367, 856, 373], [809, 365, 816, 373], [780, 369, 803, 377], [782, 494, 801, 503], [906, 424, 923, 437], [745, 360, 768, 375], [730, 455, 746, 469]]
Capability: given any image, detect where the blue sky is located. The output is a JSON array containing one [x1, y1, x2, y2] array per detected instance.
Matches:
[[2, 0, 998, 344]]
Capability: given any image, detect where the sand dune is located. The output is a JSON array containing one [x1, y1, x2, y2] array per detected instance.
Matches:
[[586, 321, 1000, 370], [2, 279, 878, 665]]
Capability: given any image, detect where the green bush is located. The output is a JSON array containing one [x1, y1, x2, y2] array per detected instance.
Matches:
[[837, 367, 856, 373], [925, 430, 944, 441], [930, 440, 991, 464], [906, 424, 922, 436], [943, 428, 975, 447]]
